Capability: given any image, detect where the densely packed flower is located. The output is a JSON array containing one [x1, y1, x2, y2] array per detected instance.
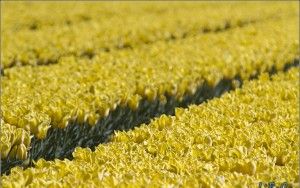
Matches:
[[1, 13, 298, 162], [1, 2, 297, 68], [3, 67, 298, 187], [1, 2, 298, 187]]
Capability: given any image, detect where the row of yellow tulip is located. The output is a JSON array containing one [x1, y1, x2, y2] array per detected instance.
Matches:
[[0, 119, 31, 160], [1, 2, 297, 68], [3, 67, 298, 187], [1, 16, 298, 144], [3, 2, 296, 32]]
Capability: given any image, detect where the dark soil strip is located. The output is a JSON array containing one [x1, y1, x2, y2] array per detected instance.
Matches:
[[1, 59, 298, 175]]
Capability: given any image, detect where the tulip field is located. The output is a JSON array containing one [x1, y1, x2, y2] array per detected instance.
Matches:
[[0, 2, 299, 187]]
